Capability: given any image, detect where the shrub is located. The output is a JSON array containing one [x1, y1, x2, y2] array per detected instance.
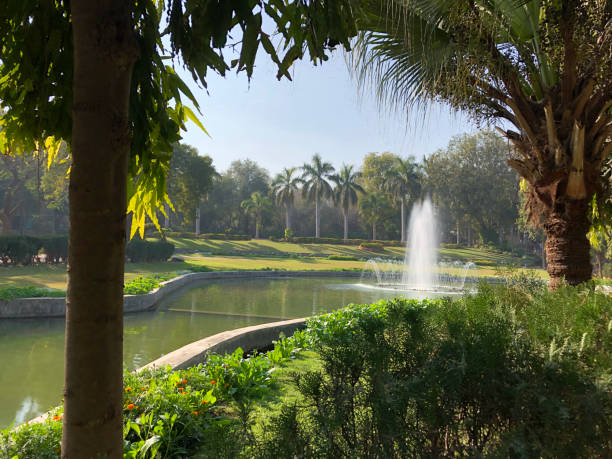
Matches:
[[0, 235, 42, 265], [0, 286, 66, 300], [327, 255, 360, 261], [126, 239, 174, 262], [39, 236, 68, 263], [258, 290, 611, 458], [198, 233, 251, 241], [288, 236, 403, 247], [358, 242, 384, 252]]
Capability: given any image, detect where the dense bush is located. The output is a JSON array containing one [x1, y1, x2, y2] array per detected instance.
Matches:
[[39, 236, 68, 263], [0, 286, 66, 300], [359, 242, 385, 252], [0, 235, 42, 265], [257, 286, 611, 458], [327, 255, 360, 261], [289, 236, 403, 246], [126, 239, 174, 262]]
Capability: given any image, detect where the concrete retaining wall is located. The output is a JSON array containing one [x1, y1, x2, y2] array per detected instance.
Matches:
[[0, 270, 360, 319]]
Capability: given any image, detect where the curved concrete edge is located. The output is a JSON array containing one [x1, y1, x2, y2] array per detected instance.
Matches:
[[139, 317, 308, 371], [23, 317, 308, 427], [0, 270, 360, 319]]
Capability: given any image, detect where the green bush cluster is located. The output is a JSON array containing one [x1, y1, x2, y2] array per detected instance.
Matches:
[[286, 236, 403, 247], [326, 255, 360, 261], [126, 240, 175, 262], [359, 242, 385, 252], [439, 242, 466, 249], [123, 273, 176, 295], [257, 285, 611, 457], [0, 333, 307, 458], [0, 286, 66, 301], [0, 235, 69, 265], [149, 231, 252, 241]]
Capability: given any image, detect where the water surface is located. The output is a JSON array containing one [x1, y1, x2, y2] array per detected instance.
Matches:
[[0, 276, 440, 428]]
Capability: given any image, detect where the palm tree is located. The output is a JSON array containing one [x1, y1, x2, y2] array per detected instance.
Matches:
[[241, 191, 272, 239], [385, 157, 421, 243], [272, 167, 302, 233], [351, 1, 611, 288], [331, 164, 364, 240], [301, 154, 335, 238], [360, 193, 391, 240]]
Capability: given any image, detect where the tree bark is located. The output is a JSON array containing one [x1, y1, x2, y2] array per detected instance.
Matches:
[[343, 208, 348, 241], [285, 206, 291, 231], [543, 199, 592, 289], [372, 222, 377, 240], [64, 2, 138, 457], [195, 207, 201, 235], [456, 218, 460, 245], [315, 196, 320, 238]]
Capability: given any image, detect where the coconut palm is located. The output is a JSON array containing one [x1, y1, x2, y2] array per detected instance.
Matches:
[[272, 167, 302, 233], [360, 192, 392, 240], [385, 156, 421, 242], [331, 164, 364, 240], [240, 191, 272, 239], [352, 0, 611, 287], [301, 154, 335, 238]]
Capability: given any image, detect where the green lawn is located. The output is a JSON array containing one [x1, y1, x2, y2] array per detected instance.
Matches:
[[0, 239, 547, 290]]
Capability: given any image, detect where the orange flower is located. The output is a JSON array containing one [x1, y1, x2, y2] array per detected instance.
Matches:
[[210, 380, 216, 385], [126, 403, 136, 410], [192, 410, 199, 416], [125, 386, 132, 392], [141, 387, 147, 391], [177, 387, 184, 392], [52, 415, 62, 421], [182, 379, 188, 384], [225, 383, 229, 387], [201, 400, 209, 404]]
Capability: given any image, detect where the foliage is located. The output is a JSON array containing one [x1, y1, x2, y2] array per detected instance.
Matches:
[[126, 239, 175, 263], [327, 255, 360, 261], [240, 191, 273, 238], [358, 242, 384, 252], [0, 235, 42, 265], [259, 288, 611, 457], [39, 236, 68, 263], [0, 285, 66, 301], [0, 332, 309, 458], [123, 275, 169, 296]]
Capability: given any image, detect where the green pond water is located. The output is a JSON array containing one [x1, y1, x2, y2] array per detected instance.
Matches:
[[0, 276, 444, 429]]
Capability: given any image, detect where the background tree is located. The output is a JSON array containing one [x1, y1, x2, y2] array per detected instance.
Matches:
[[331, 164, 364, 240], [241, 191, 273, 238], [352, 0, 611, 287], [302, 154, 335, 238], [359, 192, 392, 240], [385, 156, 421, 242], [166, 143, 215, 231], [272, 167, 302, 233]]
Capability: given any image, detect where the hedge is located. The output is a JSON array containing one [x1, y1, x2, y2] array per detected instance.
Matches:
[[126, 239, 175, 262], [39, 236, 69, 263], [0, 235, 43, 265], [148, 231, 252, 241], [287, 236, 403, 247]]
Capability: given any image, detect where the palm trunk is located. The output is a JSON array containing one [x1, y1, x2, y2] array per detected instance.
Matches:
[[400, 198, 406, 242], [255, 218, 260, 238], [315, 196, 320, 238], [343, 208, 348, 241], [543, 199, 592, 289], [372, 222, 377, 240], [285, 206, 291, 231], [64, 2, 138, 456], [195, 207, 201, 235], [456, 218, 460, 245]]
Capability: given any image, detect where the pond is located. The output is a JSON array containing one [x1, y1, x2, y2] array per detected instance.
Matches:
[[0, 276, 446, 428]]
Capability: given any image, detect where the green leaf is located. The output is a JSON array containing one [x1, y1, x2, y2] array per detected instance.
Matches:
[[182, 106, 209, 136]]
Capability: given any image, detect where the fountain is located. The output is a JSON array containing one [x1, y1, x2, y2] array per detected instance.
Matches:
[[360, 198, 475, 293]]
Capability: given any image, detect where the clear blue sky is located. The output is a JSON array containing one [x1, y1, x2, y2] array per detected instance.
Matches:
[[178, 48, 477, 176]]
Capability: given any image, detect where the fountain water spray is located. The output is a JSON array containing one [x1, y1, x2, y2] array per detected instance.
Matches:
[[359, 198, 475, 292]]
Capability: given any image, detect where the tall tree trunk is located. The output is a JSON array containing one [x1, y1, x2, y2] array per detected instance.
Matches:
[[400, 198, 406, 243], [343, 208, 348, 241], [195, 207, 201, 235], [64, 2, 138, 456], [315, 196, 320, 238], [456, 218, 460, 245], [372, 222, 377, 240], [255, 218, 260, 239], [543, 199, 592, 289], [285, 206, 291, 231]]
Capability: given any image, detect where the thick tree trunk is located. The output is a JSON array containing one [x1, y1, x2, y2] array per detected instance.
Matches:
[[543, 199, 592, 289], [315, 197, 320, 238], [400, 199, 406, 242], [343, 209, 348, 241], [64, 2, 138, 457]]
